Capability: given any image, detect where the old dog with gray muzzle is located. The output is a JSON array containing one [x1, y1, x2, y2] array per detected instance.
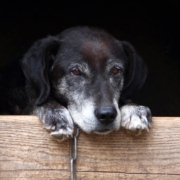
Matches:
[[0, 26, 152, 140]]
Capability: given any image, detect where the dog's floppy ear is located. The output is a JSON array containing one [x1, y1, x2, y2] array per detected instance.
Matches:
[[121, 41, 148, 98], [21, 36, 60, 105]]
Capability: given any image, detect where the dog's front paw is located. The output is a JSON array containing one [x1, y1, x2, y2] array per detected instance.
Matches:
[[121, 105, 152, 135], [35, 106, 74, 141], [49, 108, 74, 141]]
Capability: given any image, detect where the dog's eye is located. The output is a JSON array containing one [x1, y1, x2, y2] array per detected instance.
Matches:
[[112, 67, 120, 75], [71, 68, 81, 76]]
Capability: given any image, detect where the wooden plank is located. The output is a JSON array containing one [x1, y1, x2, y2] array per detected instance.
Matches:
[[0, 116, 180, 180], [1, 171, 180, 180]]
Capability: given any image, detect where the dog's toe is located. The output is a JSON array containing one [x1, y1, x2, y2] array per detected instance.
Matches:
[[121, 105, 152, 135], [50, 127, 73, 142]]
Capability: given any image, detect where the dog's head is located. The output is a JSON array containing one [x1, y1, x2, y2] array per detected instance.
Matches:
[[22, 26, 147, 134]]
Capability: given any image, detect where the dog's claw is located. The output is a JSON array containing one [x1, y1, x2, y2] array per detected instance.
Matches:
[[50, 127, 74, 141], [44, 125, 56, 131], [50, 128, 73, 136]]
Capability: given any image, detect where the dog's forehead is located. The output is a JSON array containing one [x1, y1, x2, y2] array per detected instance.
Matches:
[[58, 27, 125, 69], [82, 38, 109, 56], [80, 37, 116, 67]]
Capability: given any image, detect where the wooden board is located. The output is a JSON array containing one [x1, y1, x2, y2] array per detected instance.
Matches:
[[0, 116, 180, 179]]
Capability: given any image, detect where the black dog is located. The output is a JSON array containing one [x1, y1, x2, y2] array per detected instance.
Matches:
[[0, 26, 152, 140]]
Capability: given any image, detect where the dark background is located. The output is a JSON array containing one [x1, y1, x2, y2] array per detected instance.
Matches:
[[0, 1, 179, 116]]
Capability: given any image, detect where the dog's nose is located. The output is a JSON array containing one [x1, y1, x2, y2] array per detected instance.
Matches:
[[95, 106, 117, 124]]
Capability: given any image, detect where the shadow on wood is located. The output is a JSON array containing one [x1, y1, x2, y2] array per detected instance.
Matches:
[[0, 116, 180, 179]]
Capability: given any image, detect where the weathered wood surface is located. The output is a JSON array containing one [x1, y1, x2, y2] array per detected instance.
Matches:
[[0, 116, 180, 180]]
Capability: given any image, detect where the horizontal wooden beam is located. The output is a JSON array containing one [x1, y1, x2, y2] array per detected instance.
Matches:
[[0, 116, 180, 179]]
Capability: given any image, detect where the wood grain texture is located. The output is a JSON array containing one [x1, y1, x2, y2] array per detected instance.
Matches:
[[0, 116, 180, 179]]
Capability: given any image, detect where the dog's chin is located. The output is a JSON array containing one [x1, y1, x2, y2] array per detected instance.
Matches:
[[75, 124, 113, 135], [93, 129, 113, 135]]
